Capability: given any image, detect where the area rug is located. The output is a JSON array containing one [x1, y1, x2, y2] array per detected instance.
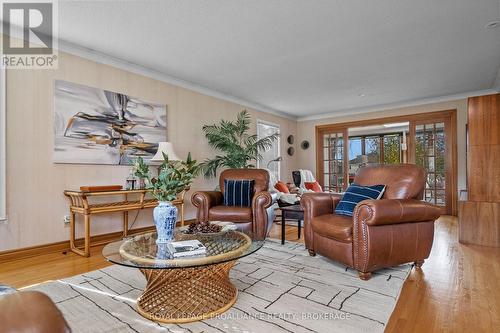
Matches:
[[27, 239, 411, 333]]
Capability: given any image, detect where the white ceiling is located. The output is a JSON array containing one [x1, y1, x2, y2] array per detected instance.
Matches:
[[56, 0, 500, 118]]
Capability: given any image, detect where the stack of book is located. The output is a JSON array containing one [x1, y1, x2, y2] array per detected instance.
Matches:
[[166, 240, 207, 258]]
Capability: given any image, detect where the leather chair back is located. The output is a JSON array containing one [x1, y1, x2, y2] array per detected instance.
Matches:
[[354, 164, 426, 200], [219, 169, 270, 194]]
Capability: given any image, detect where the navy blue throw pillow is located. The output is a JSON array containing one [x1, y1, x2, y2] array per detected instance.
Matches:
[[223, 179, 255, 207], [335, 183, 386, 217]]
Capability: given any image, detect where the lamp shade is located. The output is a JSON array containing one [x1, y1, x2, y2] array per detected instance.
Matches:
[[151, 142, 181, 162]]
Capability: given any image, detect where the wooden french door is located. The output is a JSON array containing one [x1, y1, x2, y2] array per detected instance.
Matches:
[[316, 110, 457, 215], [409, 115, 455, 215], [318, 129, 348, 193]]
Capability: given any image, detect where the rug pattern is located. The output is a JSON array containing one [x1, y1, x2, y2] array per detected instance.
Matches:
[[29, 240, 411, 333]]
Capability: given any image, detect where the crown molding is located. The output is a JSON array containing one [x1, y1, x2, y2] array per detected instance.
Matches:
[[56, 39, 296, 120], [297, 89, 499, 122]]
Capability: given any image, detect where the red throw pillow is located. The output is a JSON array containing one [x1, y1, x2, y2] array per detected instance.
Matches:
[[274, 181, 290, 193], [305, 181, 322, 192]]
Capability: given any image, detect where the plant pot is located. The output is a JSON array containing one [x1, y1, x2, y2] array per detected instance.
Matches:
[[153, 201, 177, 244]]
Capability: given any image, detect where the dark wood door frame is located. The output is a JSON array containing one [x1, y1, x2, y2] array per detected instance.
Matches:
[[316, 109, 458, 215]]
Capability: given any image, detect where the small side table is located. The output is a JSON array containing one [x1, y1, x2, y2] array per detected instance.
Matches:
[[279, 204, 304, 245], [63, 188, 188, 257]]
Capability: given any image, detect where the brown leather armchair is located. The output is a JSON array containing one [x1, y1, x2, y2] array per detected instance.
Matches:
[[302, 164, 441, 280], [191, 169, 277, 240]]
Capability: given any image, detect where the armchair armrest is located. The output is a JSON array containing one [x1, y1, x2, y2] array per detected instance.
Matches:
[[352, 199, 441, 275], [354, 199, 441, 226], [301, 192, 342, 218], [252, 191, 277, 209], [191, 191, 223, 222], [252, 191, 278, 240], [301, 193, 342, 250]]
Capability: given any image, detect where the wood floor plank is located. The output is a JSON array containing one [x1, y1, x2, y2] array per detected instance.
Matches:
[[0, 216, 498, 332]]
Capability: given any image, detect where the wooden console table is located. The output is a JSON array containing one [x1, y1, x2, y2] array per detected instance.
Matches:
[[64, 188, 187, 257]]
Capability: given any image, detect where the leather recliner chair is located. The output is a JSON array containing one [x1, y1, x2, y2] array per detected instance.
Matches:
[[191, 169, 277, 240], [301, 164, 441, 280]]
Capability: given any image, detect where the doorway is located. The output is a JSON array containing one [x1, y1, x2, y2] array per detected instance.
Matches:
[[316, 110, 457, 215]]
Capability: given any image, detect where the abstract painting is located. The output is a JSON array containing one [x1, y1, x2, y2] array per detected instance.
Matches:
[[53, 80, 166, 165]]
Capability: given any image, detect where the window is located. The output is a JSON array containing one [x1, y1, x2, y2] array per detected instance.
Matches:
[[383, 134, 402, 164], [256, 120, 280, 181], [365, 136, 381, 164], [348, 137, 362, 182], [347, 132, 404, 182], [0, 67, 6, 221], [349, 137, 362, 161]]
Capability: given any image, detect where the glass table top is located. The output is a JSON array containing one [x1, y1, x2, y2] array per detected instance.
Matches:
[[102, 229, 264, 269]]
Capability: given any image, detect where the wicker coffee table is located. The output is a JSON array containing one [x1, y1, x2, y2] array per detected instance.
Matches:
[[102, 230, 263, 323]]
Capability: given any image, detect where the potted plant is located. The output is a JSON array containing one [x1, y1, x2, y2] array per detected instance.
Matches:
[[132, 156, 150, 189], [136, 153, 200, 243], [199, 110, 279, 178]]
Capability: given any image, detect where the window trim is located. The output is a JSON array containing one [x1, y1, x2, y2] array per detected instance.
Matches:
[[256, 119, 281, 180]]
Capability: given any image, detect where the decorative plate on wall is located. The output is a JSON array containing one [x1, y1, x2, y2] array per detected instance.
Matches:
[[287, 147, 295, 156], [287, 135, 294, 144], [301, 140, 310, 150]]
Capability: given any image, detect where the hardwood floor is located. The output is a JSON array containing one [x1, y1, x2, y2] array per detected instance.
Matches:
[[0, 216, 498, 332], [386, 215, 500, 333]]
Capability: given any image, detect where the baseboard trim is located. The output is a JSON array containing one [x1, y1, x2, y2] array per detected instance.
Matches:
[[0, 219, 195, 262]]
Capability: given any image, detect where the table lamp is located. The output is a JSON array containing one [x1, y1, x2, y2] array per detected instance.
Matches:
[[151, 142, 181, 163]]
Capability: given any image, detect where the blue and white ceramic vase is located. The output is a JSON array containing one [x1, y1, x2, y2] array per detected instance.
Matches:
[[153, 201, 178, 244]]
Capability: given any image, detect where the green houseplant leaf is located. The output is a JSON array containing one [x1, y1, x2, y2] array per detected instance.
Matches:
[[135, 153, 200, 202], [199, 110, 279, 178]]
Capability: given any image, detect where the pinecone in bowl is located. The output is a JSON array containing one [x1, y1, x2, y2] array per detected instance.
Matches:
[[186, 221, 222, 234]]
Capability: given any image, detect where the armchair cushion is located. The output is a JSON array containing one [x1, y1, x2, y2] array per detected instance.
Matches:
[[354, 199, 441, 226], [209, 205, 253, 222], [335, 183, 385, 216], [312, 214, 353, 242], [223, 179, 255, 207]]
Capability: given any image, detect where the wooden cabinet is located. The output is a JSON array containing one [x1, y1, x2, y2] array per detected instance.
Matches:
[[459, 200, 500, 247], [467, 94, 500, 146], [459, 93, 500, 247], [468, 145, 500, 202], [467, 94, 500, 202]]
